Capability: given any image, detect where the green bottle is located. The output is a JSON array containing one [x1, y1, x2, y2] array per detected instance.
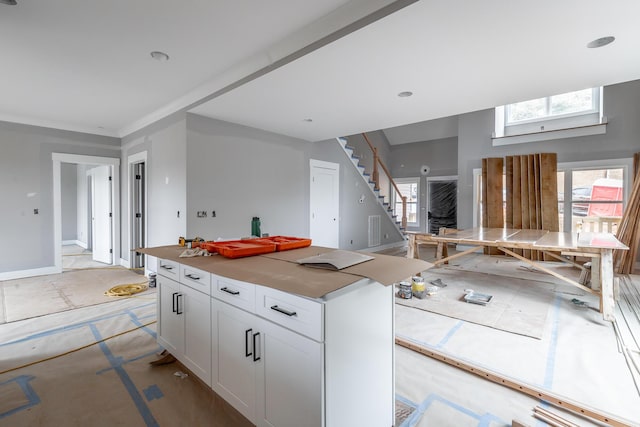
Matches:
[[251, 217, 261, 237]]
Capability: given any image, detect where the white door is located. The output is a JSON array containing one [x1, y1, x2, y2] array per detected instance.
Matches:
[[91, 165, 112, 264], [310, 159, 339, 248]]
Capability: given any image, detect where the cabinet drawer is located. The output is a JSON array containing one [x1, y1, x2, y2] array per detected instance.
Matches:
[[157, 258, 179, 279], [255, 286, 323, 341], [179, 264, 211, 295], [211, 274, 255, 312]]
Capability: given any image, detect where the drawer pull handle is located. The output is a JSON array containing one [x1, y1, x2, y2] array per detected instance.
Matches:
[[176, 293, 183, 315], [221, 287, 240, 295], [161, 265, 173, 271], [252, 332, 261, 362], [172, 292, 178, 313], [185, 273, 200, 280], [270, 305, 297, 317], [245, 328, 253, 357]]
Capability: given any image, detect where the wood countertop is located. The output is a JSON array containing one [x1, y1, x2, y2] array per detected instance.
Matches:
[[138, 245, 433, 299]]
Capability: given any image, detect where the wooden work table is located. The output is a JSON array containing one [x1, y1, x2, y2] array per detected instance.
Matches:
[[407, 228, 628, 321]]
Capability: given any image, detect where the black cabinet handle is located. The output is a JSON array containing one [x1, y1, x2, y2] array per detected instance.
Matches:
[[185, 273, 200, 280], [245, 329, 253, 357], [176, 294, 183, 315], [161, 264, 173, 270], [270, 305, 297, 317], [172, 292, 178, 313], [252, 332, 261, 362], [221, 287, 240, 295]]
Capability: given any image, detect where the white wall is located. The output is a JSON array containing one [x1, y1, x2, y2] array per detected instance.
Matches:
[[76, 164, 90, 247]]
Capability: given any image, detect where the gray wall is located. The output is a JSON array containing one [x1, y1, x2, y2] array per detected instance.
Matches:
[[61, 163, 77, 241], [186, 114, 310, 240], [120, 112, 187, 264], [0, 121, 120, 273], [309, 139, 405, 249], [344, 131, 392, 202], [389, 136, 458, 233], [457, 79, 640, 230]]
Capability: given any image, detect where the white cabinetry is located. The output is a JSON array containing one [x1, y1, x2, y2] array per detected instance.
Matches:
[[157, 259, 212, 386], [158, 260, 394, 427]]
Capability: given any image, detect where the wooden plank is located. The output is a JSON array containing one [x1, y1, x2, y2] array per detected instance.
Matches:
[[407, 234, 418, 259], [600, 249, 615, 321], [433, 245, 482, 266], [540, 153, 559, 232], [482, 158, 488, 229], [534, 406, 580, 427], [520, 156, 531, 258], [528, 155, 539, 260], [484, 157, 504, 255], [512, 156, 523, 256], [497, 247, 598, 295], [506, 156, 514, 229], [395, 337, 634, 427]]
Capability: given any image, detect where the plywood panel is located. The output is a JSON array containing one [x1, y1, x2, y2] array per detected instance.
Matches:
[[484, 158, 504, 255], [505, 156, 513, 229], [520, 156, 531, 258]]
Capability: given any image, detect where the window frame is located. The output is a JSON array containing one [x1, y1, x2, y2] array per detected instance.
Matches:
[[392, 177, 420, 227]]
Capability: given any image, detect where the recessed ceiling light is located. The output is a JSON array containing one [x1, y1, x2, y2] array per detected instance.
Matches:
[[587, 36, 615, 49], [0, 0, 18, 5], [303, 118, 313, 122], [150, 51, 170, 61], [398, 91, 413, 98]]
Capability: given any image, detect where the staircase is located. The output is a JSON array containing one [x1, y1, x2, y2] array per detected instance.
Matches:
[[336, 137, 406, 237]]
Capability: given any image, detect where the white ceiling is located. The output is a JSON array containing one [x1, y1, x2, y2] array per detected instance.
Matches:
[[2, 1, 640, 144]]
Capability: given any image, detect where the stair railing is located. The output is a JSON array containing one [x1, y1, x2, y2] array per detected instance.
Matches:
[[361, 133, 407, 229]]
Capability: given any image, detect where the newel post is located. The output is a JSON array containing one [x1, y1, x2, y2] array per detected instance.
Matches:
[[372, 147, 380, 191], [401, 196, 407, 229]]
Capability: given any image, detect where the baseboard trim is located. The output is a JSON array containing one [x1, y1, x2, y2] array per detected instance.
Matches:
[[62, 240, 88, 249], [0, 266, 61, 281], [360, 240, 407, 253]]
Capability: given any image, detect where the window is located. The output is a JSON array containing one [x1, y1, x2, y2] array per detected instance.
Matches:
[[493, 87, 605, 145], [506, 88, 599, 125], [557, 159, 631, 233], [393, 178, 419, 226]]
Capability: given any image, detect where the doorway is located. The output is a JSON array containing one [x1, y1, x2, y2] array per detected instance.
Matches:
[[309, 159, 339, 248], [128, 151, 147, 269], [53, 153, 120, 273], [426, 176, 457, 234]]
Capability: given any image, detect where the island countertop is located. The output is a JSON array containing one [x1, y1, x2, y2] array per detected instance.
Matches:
[[138, 245, 433, 299]]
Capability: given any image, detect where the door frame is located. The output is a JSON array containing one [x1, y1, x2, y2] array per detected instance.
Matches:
[[53, 153, 120, 273], [426, 175, 458, 233], [126, 151, 148, 269]]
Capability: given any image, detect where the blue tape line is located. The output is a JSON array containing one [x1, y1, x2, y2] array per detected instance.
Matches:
[[0, 302, 155, 347], [543, 294, 562, 389], [0, 375, 40, 419], [90, 324, 159, 427], [125, 309, 157, 340], [143, 385, 164, 401], [436, 320, 464, 349], [401, 393, 508, 427]]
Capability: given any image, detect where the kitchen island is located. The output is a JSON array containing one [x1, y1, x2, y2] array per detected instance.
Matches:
[[139, 245, 431, 427]]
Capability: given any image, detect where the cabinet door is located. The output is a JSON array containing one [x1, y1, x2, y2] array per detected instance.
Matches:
[[256, 318, 323, 427], [211, 299, 257, 423], [181, 284, 212, 387], [157, 275, 183, 356]]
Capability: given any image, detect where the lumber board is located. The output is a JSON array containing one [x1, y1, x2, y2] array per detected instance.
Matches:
[[512, 156, 523, 256], [482, 159, 488, 229], [395, 337, 635, 427], [534, 406, 580, 427], [497, 247, 597, 295], [506, 156, 514, 229], [483, 157, 504, 255], [520, 156, 531, 258], [539, 153, 559, 232]]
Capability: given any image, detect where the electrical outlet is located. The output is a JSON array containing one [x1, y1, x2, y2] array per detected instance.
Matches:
[[211, 210, 216, 217], [34, 208, 39, 215], [197, 211, 207, 218]]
